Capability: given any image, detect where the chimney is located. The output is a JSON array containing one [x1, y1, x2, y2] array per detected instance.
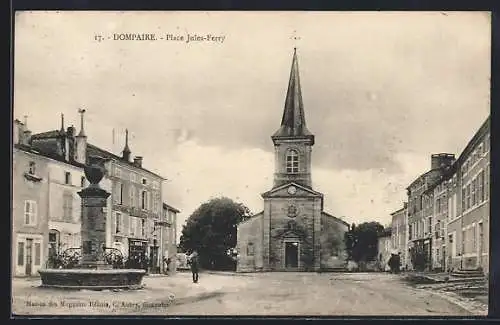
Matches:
[[133, 156, 143, 168], [77, 108, 86, 137], [431, 153, 456, 170], [122, 129, 131, 162], [22, 130, 32, 146]]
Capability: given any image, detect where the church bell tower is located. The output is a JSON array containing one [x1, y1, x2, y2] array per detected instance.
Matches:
[[271, 48, 315, 189]]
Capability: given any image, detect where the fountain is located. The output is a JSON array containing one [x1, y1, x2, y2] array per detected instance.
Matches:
[[38, 156, 147, 290]]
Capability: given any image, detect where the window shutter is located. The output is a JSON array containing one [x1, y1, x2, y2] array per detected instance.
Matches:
[[31, 202, 37, 224]]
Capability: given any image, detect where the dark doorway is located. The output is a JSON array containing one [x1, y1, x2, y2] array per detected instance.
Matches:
[[285, 241, 299, 268]]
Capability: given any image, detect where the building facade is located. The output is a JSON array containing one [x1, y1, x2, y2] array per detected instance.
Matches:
[[390, 203, 408, 269], [377, 228, 392, 272], [236, 50, 349, 272], [394, 116, 490, 275], [87, 130, 165, 273], [406, 154, 455, 271], [162, 203, 179, 273], [446, 117, 490, 273], [12, 111, 169, 275], [13, 142, 50, 276]]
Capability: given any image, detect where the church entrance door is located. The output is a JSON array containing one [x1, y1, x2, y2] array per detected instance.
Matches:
[[285, 241, 299, 269]]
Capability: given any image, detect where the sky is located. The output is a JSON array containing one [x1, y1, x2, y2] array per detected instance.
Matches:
[[14, 11, 491, 240]]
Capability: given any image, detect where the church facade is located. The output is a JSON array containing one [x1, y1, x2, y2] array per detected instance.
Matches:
[[236, 50, 349, 272]]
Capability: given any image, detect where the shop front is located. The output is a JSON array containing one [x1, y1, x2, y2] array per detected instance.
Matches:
[[128, 239, 148, 270]]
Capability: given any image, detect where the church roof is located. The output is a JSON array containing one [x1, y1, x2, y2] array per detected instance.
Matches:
[[321, 211, 350, 227], [261, 181, 323, 198], [272, 49, 314, 141]]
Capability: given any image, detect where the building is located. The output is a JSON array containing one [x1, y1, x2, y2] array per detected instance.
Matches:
[[429, 174, 449, 271], [236, 49, 349, 272], [406, 153, 455, 271], [13, 122, 50, 276], [12, 110, 169, 274], [446, 117, 490, 274], [12, 115, 114, 276], [162, 203, 180, 273], [86, 129, 166, 273], [390, 203, 408, 269], [377, 227, 392, 272]]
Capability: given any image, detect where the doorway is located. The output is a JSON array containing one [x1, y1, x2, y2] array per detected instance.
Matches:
[[25, 238, 33, 276], [285, 241, 299, 269], [478, 222, 484, 268]]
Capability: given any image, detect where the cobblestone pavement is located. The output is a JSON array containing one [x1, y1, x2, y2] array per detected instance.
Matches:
[[12, 272, 485, 316]]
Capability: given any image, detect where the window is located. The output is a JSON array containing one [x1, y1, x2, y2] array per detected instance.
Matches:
[[427, 217, 432, 235], [247, 242, 255, 256], [130, 186, 136, 207], [65, 172, 72, 185], [436, 198, 441, 213], [24, 200, 37, 225], [17, 242, 24, 266], [408, 224, 412, 240], [119, 183, 124, 205], [63, 192, 73, 222], [462, 188, 466, 213], [141, 219, 145, 237], [115, 213, 122, 234], [485, 167, 489, 200], [81, 176, 86, 187], [286, 149, 299, 174], [29, 161, 36, 175], [466, 184, 471, 210], [34, 242, 41, 265], [113, 182, 121, 204], [142, 191, 148, 210], [142, 178, 147, 185], [479, 171, 485, 202], [471, 179, 476, 206], [130, 217, 136, 236]]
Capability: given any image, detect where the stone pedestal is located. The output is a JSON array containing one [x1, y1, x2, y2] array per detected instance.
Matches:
[[77, 157, 111, 270]]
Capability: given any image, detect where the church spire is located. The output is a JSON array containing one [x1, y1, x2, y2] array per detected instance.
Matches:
[[122, 129, 131, 162], [272, 48, 313, 141]]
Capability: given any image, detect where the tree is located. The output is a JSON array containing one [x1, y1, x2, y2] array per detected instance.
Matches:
[[179, 197, 252, 270], [344, 221, 384, 264]]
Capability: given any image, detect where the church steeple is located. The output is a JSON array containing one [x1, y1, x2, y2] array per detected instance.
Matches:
[[271, 49, 314, 189], [272, 48, 314, 144]]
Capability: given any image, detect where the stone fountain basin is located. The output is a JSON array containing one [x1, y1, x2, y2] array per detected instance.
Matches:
[[38, 268, 147, 290]]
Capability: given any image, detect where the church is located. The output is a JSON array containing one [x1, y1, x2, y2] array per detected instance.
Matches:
[[236, 50, 349, 272]]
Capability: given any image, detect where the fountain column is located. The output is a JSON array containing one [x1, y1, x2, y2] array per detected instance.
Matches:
[[77, 156, 111, 270]]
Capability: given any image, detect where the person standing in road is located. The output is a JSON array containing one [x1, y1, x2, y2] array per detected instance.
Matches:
[[189, 250, 199, 283]]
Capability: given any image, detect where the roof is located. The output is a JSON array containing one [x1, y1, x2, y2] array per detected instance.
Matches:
[[272, 49, 314, 142], [390, 205, 407, 216], [237, 211, 264, 226], [87, 144, 165, 179], [455, 115, 490, 166], [14, 143, 85, 168], [261, 181, 323, 198], [163, 203, 180, 213], [31, 130, 63, 139], [321, 211, 350, 227]]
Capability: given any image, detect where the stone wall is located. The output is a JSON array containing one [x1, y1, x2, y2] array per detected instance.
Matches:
[[320, 214, 348, 270], [236, 213, 263, 272]]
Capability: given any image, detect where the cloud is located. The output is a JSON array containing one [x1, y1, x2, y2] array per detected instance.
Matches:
[[13, 11, 491, 240]]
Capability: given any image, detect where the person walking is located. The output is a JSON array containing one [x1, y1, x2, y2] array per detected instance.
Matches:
[[189, 250, 199, 283]]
